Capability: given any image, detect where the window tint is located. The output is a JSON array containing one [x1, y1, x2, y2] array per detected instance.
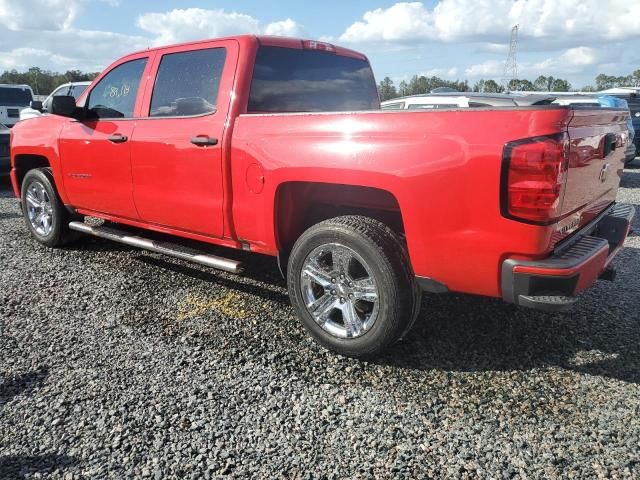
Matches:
[[87, 58, 147, 119], [150, 48, 226, 117], [0, 87, 32, 107], [69, 84, 88, 99], [52, 86, 70, 96], [248, 47, 380, 113]]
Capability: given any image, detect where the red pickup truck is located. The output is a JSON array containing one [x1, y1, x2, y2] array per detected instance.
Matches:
[[10, 36, 635, 357]]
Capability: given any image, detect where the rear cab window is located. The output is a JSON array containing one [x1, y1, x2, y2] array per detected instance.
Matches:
[[248, 46, 380, 113], [0, 86, 33, 107]]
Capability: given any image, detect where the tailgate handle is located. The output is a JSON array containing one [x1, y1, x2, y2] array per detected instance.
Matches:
[[603, 133, 617, 157]]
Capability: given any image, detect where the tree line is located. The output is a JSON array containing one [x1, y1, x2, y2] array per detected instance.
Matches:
[[378, 68, 640, 101], [1, 65, 639, 101], [0, 67, 99, 96]]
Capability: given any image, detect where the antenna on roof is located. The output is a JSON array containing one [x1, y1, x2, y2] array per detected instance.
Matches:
[[502, 25, 519, 90]]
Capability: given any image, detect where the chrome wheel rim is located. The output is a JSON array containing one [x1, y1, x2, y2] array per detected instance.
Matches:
[[25, 180, 54, 236], [300, 243, 379, 339]]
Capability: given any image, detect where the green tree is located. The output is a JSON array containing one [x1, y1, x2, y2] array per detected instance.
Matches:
[[482, 79, 504, 93], [377, 76, 397, 101], [550, 78, 571, 92], [397, 80, 409, 97]]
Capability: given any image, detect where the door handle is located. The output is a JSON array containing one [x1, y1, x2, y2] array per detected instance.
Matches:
[[190, 136, 218, 147], [108, 134, 128, 143]]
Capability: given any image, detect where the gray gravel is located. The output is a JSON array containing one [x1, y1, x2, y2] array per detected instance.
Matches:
[[1, 163, 640, 479]]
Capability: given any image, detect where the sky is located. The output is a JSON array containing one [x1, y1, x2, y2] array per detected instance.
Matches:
[[0, 0, 639, 89]]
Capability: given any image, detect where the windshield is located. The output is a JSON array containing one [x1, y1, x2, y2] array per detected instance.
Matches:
[[0, 86, 33, 107], [248, 46, 380, 113]]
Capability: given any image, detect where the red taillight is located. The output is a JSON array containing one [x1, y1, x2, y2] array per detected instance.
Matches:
[[502, 134, 569, 224], [302, 40, 335, 52]]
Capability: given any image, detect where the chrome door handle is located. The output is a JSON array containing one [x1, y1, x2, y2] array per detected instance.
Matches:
[[191, 136, 218, 146], [108, 134, 128, 143]]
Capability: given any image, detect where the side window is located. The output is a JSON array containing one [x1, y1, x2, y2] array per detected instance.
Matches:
[[43, 86, 67, 110], [150, 48, 226, 117], [86, 58, 147, 119], [69, 84, 88, 99]]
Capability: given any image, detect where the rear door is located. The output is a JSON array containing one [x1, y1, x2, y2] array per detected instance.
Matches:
[[130, 40, 238, 237], [60, 54, 152, 218], [563, 108, 628, 227]]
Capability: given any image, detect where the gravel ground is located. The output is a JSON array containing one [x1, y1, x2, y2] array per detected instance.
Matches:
[[1, 163, 639, 479]]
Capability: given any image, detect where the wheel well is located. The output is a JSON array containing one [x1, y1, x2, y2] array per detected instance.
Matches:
[[275, 182, 405, 257], [14, 154, 50, 194]]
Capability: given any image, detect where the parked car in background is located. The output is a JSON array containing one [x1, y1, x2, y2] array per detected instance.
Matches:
[[0, 123, 9, 174], [0, 84, 34, 127], [601, 89, 640, 163], [9, 35, 635, 357], [596, 95, 636, 164], [20, 81, 91, 121], [381, 92, 520, 110]]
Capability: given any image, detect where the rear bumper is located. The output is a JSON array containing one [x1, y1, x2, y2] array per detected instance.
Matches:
[[501, 203, 635, 311]]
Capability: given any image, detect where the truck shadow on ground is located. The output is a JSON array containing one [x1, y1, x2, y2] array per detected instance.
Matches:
[[0, 454, 77, 479], [0, 367, 49, 406], [0, 367, 77, 479], [379, 246, 640, 384], [620, 170, 640, 188], [133, 243, 640, 385]]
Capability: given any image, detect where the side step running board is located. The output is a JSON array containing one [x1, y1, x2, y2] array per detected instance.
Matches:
[[68, 221, 244, 274]]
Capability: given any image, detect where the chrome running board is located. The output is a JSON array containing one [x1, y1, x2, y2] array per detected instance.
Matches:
[[68, 221, 244, 274]]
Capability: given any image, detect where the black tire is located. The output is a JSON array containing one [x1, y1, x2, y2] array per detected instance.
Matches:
[[287, 215, 421, 358], [21, 168, 80, 247]]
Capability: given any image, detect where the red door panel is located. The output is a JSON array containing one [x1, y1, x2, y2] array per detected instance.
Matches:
[[130, 40, 238, 238], [60, 120, 137, 218]]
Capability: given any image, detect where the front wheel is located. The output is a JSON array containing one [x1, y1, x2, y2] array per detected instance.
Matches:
[[21, 168, 80, 247], [287, 216, 421, 358]]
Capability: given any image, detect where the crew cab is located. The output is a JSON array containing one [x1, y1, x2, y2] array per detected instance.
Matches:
[[9, 36, 635, 357]]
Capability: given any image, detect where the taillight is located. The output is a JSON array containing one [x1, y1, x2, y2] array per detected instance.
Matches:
[[501, 134, 569, 224]]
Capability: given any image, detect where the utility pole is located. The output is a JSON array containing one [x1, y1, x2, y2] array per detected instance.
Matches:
[[503, 25, 519, 90]]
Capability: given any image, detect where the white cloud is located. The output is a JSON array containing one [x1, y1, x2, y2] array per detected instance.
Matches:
[[420, 67, 459, 78], [136, 8, 303, 46], [0, 5, 304, 73], [340, 0, 640, 48], [464, 46, 600, 79], [264, 18, 302, 37], [0, 0, 83, 31]]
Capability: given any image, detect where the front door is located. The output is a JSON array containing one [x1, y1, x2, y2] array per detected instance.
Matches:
[[60, 55, 150, 219], [130, 40, 237, 238]]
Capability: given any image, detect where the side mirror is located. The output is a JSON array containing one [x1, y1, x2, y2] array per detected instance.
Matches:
[[30, 100, 43, 111], [50, 96, 76, 117]]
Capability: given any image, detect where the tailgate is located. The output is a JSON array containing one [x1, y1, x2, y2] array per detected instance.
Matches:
[[559, 108, 629, 234]]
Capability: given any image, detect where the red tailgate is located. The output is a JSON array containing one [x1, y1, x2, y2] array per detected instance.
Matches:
[[554, 108, 629, 242]]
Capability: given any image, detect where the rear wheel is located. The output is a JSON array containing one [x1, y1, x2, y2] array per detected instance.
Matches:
[[21, 168, 80, 247], [287, 215, 420, 358]]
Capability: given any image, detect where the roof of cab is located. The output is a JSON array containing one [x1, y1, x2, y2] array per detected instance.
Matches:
[[124, 35, 367, 61]]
